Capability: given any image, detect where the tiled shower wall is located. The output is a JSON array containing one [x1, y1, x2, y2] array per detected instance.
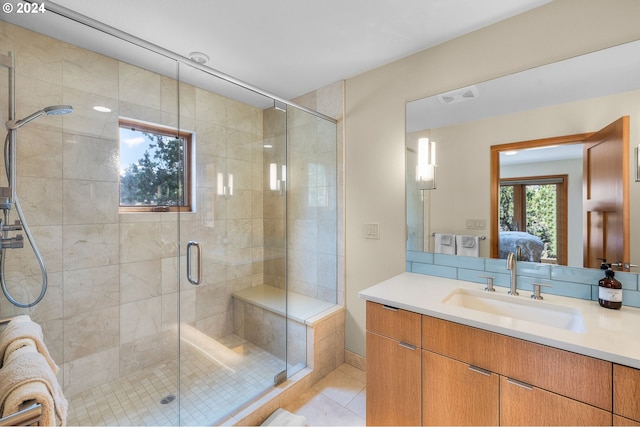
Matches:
[[0, 21, 279, 397], [261, 83, 343, 304], [291, 84, 344, 305]]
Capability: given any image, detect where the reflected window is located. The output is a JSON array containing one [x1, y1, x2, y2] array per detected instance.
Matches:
[[499, 175, 567, 264], [119, 119, 193, 212]]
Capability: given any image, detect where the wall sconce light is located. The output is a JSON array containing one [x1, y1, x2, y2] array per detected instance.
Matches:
[[635, 145, 640, 182], [416, 137, 437, 190], [217, 172, 233, 198], [269, 163, 286, 195]]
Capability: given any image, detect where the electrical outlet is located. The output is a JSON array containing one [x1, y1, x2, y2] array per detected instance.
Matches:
[[364, 223, 380, 239]]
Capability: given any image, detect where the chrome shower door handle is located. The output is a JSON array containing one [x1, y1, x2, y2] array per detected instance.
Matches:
[[186, 240, 202, 285]]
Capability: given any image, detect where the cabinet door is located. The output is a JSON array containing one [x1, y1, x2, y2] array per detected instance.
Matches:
[[366, 331, 421, 426], [422, 315, 612, 411], [614, 415, 640, 426], [614, 364, 640, 422], [500, 376, 612, 426], [423, 350, 499, 426]]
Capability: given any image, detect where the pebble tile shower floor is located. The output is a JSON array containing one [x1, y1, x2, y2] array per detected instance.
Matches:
[[66, 335, 284, 426]]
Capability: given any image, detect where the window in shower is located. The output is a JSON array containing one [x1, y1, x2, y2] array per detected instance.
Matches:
[[119, 119, 193, 212]]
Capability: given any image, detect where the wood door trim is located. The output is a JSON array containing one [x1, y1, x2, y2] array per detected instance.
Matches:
[[490, 133, 592, 258]]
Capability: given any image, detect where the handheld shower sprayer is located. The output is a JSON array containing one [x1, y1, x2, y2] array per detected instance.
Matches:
[[1, 104, 73, 308], [6, 105, 74, 130]]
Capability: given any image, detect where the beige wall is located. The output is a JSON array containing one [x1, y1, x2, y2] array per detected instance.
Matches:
[[344, 0, 640, 356]]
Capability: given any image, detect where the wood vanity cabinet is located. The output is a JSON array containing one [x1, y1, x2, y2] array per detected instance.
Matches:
[[614, 364, 640, 425], [365, 301, 622, 426], [422, 315, 612, 426], [366, 301, 421, 426]]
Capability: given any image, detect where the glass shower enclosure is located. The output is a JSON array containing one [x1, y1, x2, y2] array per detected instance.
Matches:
[[0, 7, 337, 426]]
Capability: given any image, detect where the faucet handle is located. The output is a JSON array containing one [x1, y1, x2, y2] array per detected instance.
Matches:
[[531, 283, 552, 300], [479, 275, 495, 292]]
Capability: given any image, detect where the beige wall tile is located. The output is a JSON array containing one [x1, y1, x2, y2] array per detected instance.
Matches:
[[63, 347, 120, 398], [119, 62, 161, 110], [63, 180, 118, 225], [63, 224, 120, 269], [120, 259, 162, 303], [63, 45, 118, 97], [63, 265, 120, 317], [120, 296, 162, 344], [64, 305, 120, 361]]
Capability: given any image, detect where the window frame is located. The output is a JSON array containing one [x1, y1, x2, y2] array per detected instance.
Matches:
[[118, 118, 193, 213]]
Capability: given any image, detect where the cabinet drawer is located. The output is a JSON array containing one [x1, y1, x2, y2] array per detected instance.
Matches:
[[500, 376, 612, 426], [614, 364, 640, 422], [366, 301, 421, 346], [422, 315, 612, 410]]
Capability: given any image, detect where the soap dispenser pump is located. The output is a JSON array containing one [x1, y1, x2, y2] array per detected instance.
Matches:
[[598, 259, 622, 310]]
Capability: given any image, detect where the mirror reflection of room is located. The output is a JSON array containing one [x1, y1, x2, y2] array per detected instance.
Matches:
[[406, 39, 640, 269]]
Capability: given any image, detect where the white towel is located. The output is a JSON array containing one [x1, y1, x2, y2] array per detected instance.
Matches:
[[0, 315, 58, 374], [434, 233, 456, 254], [0, 345, 68, 426], [456, 235, 480, 257], [262, 408, 306, 426]]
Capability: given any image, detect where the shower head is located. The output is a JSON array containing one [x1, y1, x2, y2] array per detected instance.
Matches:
[[43, 105, 74, 115], [6, 105, 74, 130]]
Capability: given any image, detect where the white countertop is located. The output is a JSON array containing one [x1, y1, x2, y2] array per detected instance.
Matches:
[[359, 272, 640, 369]]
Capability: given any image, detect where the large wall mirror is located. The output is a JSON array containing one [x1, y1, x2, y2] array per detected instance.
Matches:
[[406, 39, 640, 270]]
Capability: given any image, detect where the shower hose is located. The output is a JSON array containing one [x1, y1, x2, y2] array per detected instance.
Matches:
[[0, 130, 47, 308]]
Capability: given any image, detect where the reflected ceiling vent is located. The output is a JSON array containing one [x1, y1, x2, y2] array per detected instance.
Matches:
[[436, 85, 479, 104]]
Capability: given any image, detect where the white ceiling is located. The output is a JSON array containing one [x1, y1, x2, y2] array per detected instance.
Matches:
[[2, 0, 551, 101]]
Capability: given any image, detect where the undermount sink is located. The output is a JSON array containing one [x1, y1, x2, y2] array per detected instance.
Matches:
[[442, 288, 586, 333]]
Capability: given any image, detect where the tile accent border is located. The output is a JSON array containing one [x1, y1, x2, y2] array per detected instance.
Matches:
[[407, 251, 640, 308]]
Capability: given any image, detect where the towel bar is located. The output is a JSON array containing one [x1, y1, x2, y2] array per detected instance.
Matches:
[[431, 233, 486, 240], [0, 401, 42, 426], [0, 316, 18, 326]]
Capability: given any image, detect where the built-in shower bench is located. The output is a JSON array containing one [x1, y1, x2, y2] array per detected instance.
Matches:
[[225, 287, 345, 424], [232, 285, 344, 377]]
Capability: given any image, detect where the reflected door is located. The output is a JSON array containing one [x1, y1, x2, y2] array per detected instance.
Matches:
[[583, 116, 630, 269]]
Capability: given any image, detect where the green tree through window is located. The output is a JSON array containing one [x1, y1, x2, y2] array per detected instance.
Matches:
[[119, 120, 192, 212]]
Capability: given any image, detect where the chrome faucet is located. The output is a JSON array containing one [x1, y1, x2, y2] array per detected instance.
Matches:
[[506, 252, 518, 295]]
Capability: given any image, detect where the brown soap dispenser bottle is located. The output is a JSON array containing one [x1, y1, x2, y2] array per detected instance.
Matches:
[[598, 260, 622, 309]]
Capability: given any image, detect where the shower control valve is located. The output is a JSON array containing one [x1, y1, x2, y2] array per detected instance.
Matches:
[[2, 220, 23, 232], [1, 233, 23, 249]]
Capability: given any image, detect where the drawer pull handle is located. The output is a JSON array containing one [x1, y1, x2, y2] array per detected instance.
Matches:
[[507, 378, 533, 390], [382, 305, 399, 312], [468, 365, 491, 376], [398, 341, 416, 350]]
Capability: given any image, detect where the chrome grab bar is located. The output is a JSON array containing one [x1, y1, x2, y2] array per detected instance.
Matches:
[[186, 241, 202, 285]]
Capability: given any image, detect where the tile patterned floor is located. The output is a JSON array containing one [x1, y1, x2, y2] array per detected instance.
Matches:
[[67, 335, 285, 426], [66, 331, 366, 426]]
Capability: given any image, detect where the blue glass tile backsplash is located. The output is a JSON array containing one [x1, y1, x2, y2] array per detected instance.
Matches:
[[406, 251, 640, 308]]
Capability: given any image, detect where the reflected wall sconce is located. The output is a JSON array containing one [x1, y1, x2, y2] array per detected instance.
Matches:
[[269, 163, 286, 195], [636, 145, 640, 182], [217, 172, 233, 198], [416, 137, 437, 190]]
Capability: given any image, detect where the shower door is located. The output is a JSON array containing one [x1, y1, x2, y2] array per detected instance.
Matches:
[[176, 62, 288, 425]]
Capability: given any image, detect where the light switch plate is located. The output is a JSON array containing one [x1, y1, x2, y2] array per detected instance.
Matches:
[[466, 219, 486, 230], [364, 223, 380, 239]]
